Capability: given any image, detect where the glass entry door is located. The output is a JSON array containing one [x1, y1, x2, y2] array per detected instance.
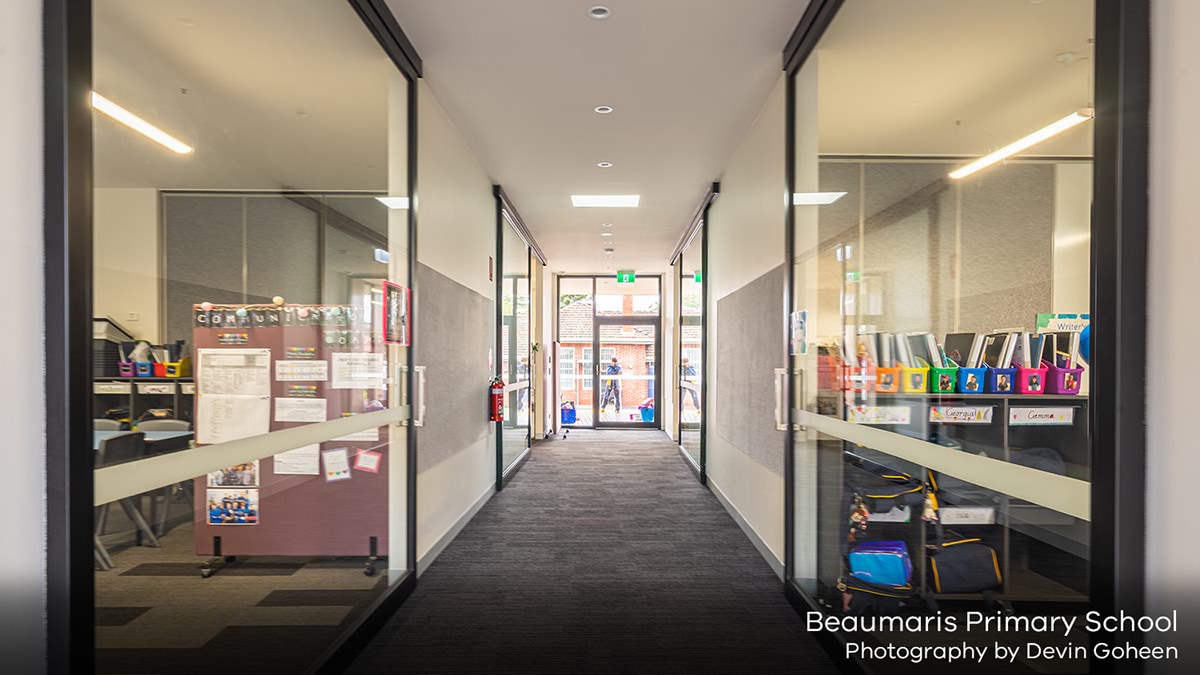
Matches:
[[594, 317, 659, 428]]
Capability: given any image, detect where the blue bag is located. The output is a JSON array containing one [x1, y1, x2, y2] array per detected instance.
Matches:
[[848, 540, 912, 588]]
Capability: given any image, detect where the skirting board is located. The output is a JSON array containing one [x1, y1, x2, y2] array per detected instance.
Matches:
[[416, 483, 496, 576], [707, 479, 784, 580]]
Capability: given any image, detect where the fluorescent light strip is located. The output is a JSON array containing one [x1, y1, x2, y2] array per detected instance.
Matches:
[[376, 196, 410, 209], [91, 92, 193, 154], [571, 195, 640, 208], [949, 109, 1094, 180], [792, 191, 847, 205]]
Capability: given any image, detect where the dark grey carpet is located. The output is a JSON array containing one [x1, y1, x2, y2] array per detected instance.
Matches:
[[348, 429, 838, 674]]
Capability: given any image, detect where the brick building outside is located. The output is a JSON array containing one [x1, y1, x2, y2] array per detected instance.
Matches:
[[558, 294, 657, 415]]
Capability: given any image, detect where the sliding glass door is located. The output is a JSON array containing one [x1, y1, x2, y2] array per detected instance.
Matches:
[[677, 226, 704, 469], [785, 1, 1101, 665], [89, 2, 417, 672], [594, 317, 659, 428]]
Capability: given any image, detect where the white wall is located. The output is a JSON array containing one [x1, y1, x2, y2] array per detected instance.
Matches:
[[1148, 1, 1200, 661], [0, 0, 45, 670], [415, 80, 497, 565], [706, 74, 787, 573], [1051, 164, 1092, 314], [94, 189, 160, 340]]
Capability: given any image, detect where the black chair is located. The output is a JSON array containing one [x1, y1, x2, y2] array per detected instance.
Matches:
[[137, 419, 192, 431], [137, 419, 194, 535], [95, 432, 160, 570]]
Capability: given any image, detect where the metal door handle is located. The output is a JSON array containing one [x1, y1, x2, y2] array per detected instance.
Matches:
[[774, 367, 787, 431], [413, 366, 426, 427], [796, 367, 807, 432]]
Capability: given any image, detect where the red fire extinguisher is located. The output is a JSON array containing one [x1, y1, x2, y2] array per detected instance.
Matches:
[[489, 376, 505, 422]]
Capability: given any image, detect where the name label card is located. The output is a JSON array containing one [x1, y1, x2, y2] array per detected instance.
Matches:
[[929, 406, 994, 424], [1009, 407, 1075, 426], [848, 406, 911, 425]]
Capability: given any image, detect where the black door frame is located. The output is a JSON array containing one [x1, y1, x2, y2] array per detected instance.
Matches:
[[669, 184, 718, 483], [779, 1, 1149, 673], [494, 186, 543, 488], [593, 313, 663, 430], [44, 0, 424, 671]]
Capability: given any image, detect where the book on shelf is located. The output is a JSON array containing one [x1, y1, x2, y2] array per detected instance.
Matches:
[[895, 332, 914, 368], [982, 332, 1016, 369], [943, 332, 984, 368], [905, 331, 943, 368]]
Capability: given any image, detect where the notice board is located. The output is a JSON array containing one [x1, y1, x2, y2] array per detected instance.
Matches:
[[191, 303, 393, 557]]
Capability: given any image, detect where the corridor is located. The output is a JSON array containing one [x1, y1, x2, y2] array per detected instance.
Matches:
[[347, 431, 837, 674]]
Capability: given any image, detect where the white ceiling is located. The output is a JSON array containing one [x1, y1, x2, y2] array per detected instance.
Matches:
[[386, 0, 810, 274], [94, 0, 393, 191], [817, 0, 1095, 157]]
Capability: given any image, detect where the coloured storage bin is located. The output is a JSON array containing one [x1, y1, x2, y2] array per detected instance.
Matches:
[[560, 405, 577, 425], [118, 362, 136, 377], [153, 362, 166, 377], [956, 366, 987, 394], [985, 367, 1017, 394], [843, 364, 875, 393], [1015, 364, 1049, 395], [930, 364, 959, 394], [134, 361, 154, 377], [164, 356, 191, 378], [1044, 360, 1083, 395], [875, 367, 901, 394], [639, 406, 654, 422], [900, 364, 929, 393]]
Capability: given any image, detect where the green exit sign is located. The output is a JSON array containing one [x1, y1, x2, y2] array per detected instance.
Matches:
[[693, 271, 703, 283], [616, 270, 636, 283]]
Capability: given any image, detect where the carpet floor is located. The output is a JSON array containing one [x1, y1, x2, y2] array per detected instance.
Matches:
[[348, 429, 838, 674]]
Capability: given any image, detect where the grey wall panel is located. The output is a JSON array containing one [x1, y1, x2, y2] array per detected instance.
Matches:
[[245, 196, 320, 305], [162, 195, 244, 343], [715, 264, 785, 476], [415, 262, 493, 473], [959, 164, 1054, 332]]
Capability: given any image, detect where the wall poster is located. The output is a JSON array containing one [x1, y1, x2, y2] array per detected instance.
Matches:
[[383, 281, 411, 346]]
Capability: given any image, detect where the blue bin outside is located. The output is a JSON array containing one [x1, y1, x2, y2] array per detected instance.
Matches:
[[639, 407, 654, 423], [561, 407, 577, 424]]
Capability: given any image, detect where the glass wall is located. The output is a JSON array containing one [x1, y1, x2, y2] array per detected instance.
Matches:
[[557, 276, 661, 428], [500, 216, 531, 474], [789, 0, 1094, 667], [677, 228, 704, 467], [91, 1, 413, 672], [557, 276, 594, 428]]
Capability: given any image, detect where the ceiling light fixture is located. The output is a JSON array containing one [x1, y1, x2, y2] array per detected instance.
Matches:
[[792, 191, 848, 205], [594, 105, 614, 114], [572, 195, 640, 208], [600, 232, 613, 237], [949, 109, 1094, 180], [91, 92, 193, 154], [597, 162, 613, 168], [376, 196, 411, 209], [588, 5, 611, 20]]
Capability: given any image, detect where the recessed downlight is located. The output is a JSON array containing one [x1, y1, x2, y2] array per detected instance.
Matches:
[[601, 222, 613, 228], [600, 232, 613, 237], [588, 5, 611, 20], [571, 195, 640, 208], [594, 105, 614, 114], [597, 161, 613, 168]]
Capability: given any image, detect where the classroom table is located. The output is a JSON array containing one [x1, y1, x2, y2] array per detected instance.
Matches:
[[93, 430, 195, 547], [93, 430, 193, 453]]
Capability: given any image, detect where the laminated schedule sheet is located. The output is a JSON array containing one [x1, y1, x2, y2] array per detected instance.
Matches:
[[196, 348, 273, 444], [198, 348, 272, 396]]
